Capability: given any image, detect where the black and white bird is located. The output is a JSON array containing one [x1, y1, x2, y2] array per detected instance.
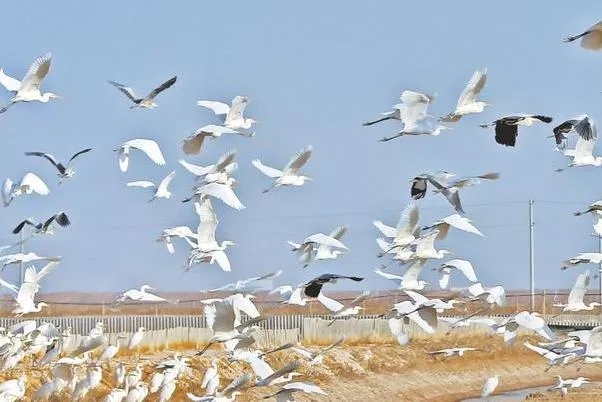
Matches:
[[564, 20, 602, 51], [410, 171, 454, 200], [25, 149, 91, 184], [13, 213, 70, 235], [303, 274, 364, 298], [480, 115, 553, 147], [556, 116, 601, 170], [551, 115, 593, 151], [108, 76, 177, 109]]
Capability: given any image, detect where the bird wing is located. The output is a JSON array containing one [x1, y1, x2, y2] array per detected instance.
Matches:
[[215, 149, 237, 172], [252, 159, 283, 178], [179, 160, 215, 177], [201, 367, 217, 388], [67, 148, 92, 165], [36, 261, 60, 282], [182, 132, 206, 155], [441, 214, 484, 237], [282, 382, 326, 395], [456, 68, 487, 108], [349, 290, 370, 307], [441, 259, 478, 282], [261, 361, 301, 385], [328, 225, 348, 240], [411, 177, 428, 200], [12, 219, 37, 234], [158, 171, 176, 193], [304, 233, 348, 249], [402, 259, 427, 283], [245, 354, 274, 380], [197, 100, 231, 115], [403, 289, 429, 305], [374, 269, 404, 281], [196, 182, 245, 210], [16, 269, 38, 309], [19, 52, 52, 93], [204, 301, 235, 333], [438, 270, 450, 289], [317, 293, 344, 312], [408, 306, 437, 334], [0, 276, 18, 293], [388, 318, 409, 345], [494, 119, 519, 147], [0, 69, 21, 92], [54, 212, 70, 227], [24, 152, 62, 171], [224, 96, 249, 125], [147, 76, 176, 99], [195, 198, 218, 244], [396, 203, 420, 240], [283, 146, 313, 174], [108, 81, 139, 102], [568, 270, 590, 305], [573, 115, 596, 141], [20, 173, 50, 195], [397, 90, 432, 126], [230, 294, 260, 318], [573, 120, 597, 159], [222, 373, 252, 396], [270, 285, 293, 296], [125, 139, 166, 166], [373, 221, 397, 238], [414, 230, 439, 255], [127, 181, 156, 188]]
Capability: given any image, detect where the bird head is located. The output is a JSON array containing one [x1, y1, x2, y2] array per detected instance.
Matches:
[[138, 327, 146, 332], [222, 240, 237, 247], [43, 92, 62, 102], [440, 250, 453, 257], [37, 302, 49, 309]]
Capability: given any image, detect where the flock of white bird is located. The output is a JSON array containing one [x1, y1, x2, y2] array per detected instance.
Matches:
[[0, 18, 599, 401]]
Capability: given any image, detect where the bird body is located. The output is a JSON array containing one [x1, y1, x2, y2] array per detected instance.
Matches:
[[117, 285, 166, 303], [442, 68, 488, 122], [482, 114, 553, 147], [197, 96, 257, 130], [127, 170, 176, 202], [128, 327, 146, 350], [253, 146, 313, 193], [109, 76, 176, 108], [2, 173, 50, 207]]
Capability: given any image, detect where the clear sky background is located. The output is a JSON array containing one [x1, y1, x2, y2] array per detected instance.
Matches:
[[0, 2, 600, 294]]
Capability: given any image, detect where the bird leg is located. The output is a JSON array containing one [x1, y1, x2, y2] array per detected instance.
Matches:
[[195, 342, 214, 357], [362, 116, 394, 126], [262, 184, 277, 194], [563, 31, 589, 43], [327, 318, 339, 327], [379, 132, 405, 142]]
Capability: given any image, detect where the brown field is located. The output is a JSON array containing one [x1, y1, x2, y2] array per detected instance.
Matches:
[[6, 331, 602, 401]]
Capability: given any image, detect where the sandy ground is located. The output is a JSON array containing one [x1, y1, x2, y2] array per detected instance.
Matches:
[[7, 334, 602, 401]]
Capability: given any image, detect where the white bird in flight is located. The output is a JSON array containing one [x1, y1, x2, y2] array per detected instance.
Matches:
[[556, 116, 601, 170], [553, 270, 601, 312], [2, 172, 50, 207], [0, 264, 57, 315], [363, 90, 434, 127], [422, 214, 484, 240], [374, 203, 420, 255], [564, 20, 602, 51], [182, 125, 254, 155], [252, 145, 313, 193], [0, 52, 61, 114], [288, 231, 349, 268], [436, 259, 478, 289], [562, 252, 602, 270], [179, 149, 237, 185], [127, 171, 176, 202], [108, 76, 177, 109], [157, 226, 197, 254], [442, 68, 488, 122], [197, 96, 257, 130], [117, 285, 167, 303], [0, 252, 61, 270], [114, 139, 166, 173], [375, 259, 428, 290], [183, 181, 245, 211]]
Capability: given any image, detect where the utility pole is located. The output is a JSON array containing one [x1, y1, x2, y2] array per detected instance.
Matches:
[[19, 230, 24, 287], [598, 233, 602, 317], [529, 200, 535, 311]]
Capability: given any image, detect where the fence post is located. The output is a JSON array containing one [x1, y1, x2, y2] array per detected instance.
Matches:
[[542, 290, 546, 315]]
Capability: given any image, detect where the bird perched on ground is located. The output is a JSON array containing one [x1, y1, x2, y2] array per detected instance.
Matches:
[[562, 253, 602, 270], [556, 116, 601, 170], [0, 52, 60, 114], [108, 76, 176, 109], [551, 115, 593, 151], [2, 173, 50, 207], [436, 259, 478, 289], [564, 20, 602, 50], [441, 68, 488, 122], [288, 232, 349, 268], [480, 114, 553, 147], [182, 125, 253, 155], [197, 96, 257, 130], [481, 376, 499, 397], [117, 285, 166, 303], [114, 139, 166, 172], [553, 270, 601, 312], [25, 149, 91, 184], [12, 212, 70, 236], [127, 171, 176, 202], [128, 327, 146, 350], [303, 274, 364, 298], [253, 146, 313, 193]]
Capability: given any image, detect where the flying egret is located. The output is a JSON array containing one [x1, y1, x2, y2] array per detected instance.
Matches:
[[442, 68, 488, 122], [264, 382, 327, 401], [117, 285, 166, 303], [315, 225, 349, 261], [363, 90, 434, 126], [481, 376, 499, 397], [2, 172, 50, 207], [0, 266, 54, 315], [114, 139, 166, 172], [157, 226, 197, 254], [12, 212, 70, 236], [574, 199, 602, 236], [556, 116, 601, 170], [127, 170, 176, 202], [128, 327, 146, 350], [108, 76, 176, 109], [183, 181, 245, 211], [554, 270, 600, 312], [187, 373, 251, 402], [468, 283, 506, 307], [179, 149, 238, 184], [404, 289, 463, 312], [322, 291, 370, 325], [375, 260, 428, 290], [0, 52, 60, 114], [0, 253, 61, 270], [198, 96, 257, 130], [208, 270, 283, 292], [287, 338, 344, 365], [288, 232, 349, 268], [374, 203, 420, 255], [182, 125, 253, 155], [25, 148, 91, 184], [564, 20, 602, 50], [523, 342, 576, 366], [480, 114, 553, 147], [426, 347, 486, 359], [252, 361, 302, 387], [391, 300, 438, 334], [302, 274, 364, 298], [379, 116, 450, 142], [436, 259, 478, 289], [404, 230, 452, 261], [562, 253, 602, 270], [513, 311, 555, 341], [422, 214, 484, 240], [185, 199, 236, 272], [252, 146, 313, 193]]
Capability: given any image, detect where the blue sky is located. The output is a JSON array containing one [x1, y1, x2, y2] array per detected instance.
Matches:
[[0, 2, 600, 294]]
